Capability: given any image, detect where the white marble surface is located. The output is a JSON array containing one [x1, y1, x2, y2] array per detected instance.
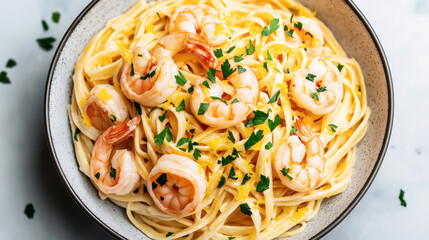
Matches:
[[0, 0, 427, 239]]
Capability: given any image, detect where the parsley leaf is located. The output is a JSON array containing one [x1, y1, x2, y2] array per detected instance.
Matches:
[[176, 99, 186, 112], [94, 172, 100, 179], [198, 103, 210, 115], [337, 63, 344, 72], [240, 203, 252, 216], [234, 54, 244, 62], [237, 65, 246, 74], [202, 80, 211, 89], [52, 12, 61, 23], [268, 90, 280, 103], [399, 189, 407, 207], [187, 85, 194, 93], [305, 31, 314, 37], [245, 110, 269, 127], [265, 142, 273, 150], [140, 69, 156, 80], [74, 128, 81, 141], [268, 115, 281, 132], [166, 232, 174, 237], [110, 167, 116, 179], [158, 111, 166, 122], [130, 63, 135, 76], [156, 173, 168, 186], [266, 50, 273, 60], [305, 73, 316, 82], [218, 176, 226, 188], [328, 124, 338, 133], [175, 71, 187, 86], [221, 155, 236, 166], [221, 59, 236, 79], [134, 102, 142, 115], [156, 12, 161, 19], [246, 39, 255, 55], [290, 14, 294, 23], [311, 92, 319, 101], [193, 149, 201, 160], [281, 168, 293, 180], [263, 62, 268, 71], [154, 127, 173, 145], [231, 98, 240, 104], [241, 173, 251, 185], [290, 126, 298, 135], [109, 114, 116, 122], [227, 46, 236, 53], [228, 130, 235, 143], [256, 174, 270, 192], [262, 18, 280, 36], [210, 96, 227, 105], [24, 203, 35, 219], [316, 86, 327, 92], [214, 48, 223, 58], [228, 167, 238, 180], [244, 130, 264, 150], [228, 237, 236, 240], [285, 29, 294, 38], [36, 37, 56, 51], [6, 59, 17, 68], [177, 138, 191, 147], [207, 68, 217, 83], [294, 22, 303, 31], [42, 20, 49, 31]]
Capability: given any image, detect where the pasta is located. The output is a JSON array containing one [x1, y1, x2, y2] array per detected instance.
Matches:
[[68, 0, 370, 239]]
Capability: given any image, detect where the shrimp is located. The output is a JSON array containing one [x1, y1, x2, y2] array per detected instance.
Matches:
[[290, 57, 343, 115], [84, 84, 129, 130], [285, 16, 324, 56], [190, 65, 259, 128], [170, 3, 227, 46], [147, 154, 207, 218], [121, 31, 218, 107], [90, 116, 142, 195], [274, 117, 325, 192]]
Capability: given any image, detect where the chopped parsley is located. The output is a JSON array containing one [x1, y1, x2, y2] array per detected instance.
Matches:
[[244, 130, 264, 150], [109, 167, 116, 179], [245, 110, 269, 127], [285, 29, 294, 38], [217, 176, 226, 188], [399, 189, 407, 207], [175, 71, 187, 85], [154, 127, 173, 145], [140, 69, 156, 80], [198, 103, 210, 115], [241, 173, 251, 185], [290, 126, 298, 135], [294, 22, 303, 31], [134, 102, 142, 114], [202, 80, 211, 89], [246, 39, 255, 55], [240, 203, 252, 216], [133, 188, 139, 194], [221, 155, 236, 166], [156, 12, 161, 19], [36, 37, 56, 51], [214, 48, 223, 58], [166, 232, 174, 237], [221, 59, 236, 79], [193, 148, 201, 160], [231, 98, 240, 104], [262, 18, 280, 36], [210, 96, 227, 105], [152, 182, 158, 190], [177, 138, 191, 147], [227, 130, 235, 143], [256, 174, 270, 192], [109, 114, 116, 122], [52, 12, 61, 23], [268, 90, 281, 103], [290, 14, 294, 23], [311, 92, 319, 101], [156, 173, 168, 187], [234, 54, 244, 62], [305, 73, 317, 82], [337, 63, 344, 72], [176, 99, 186, 112], [266, 50, 273, 60], [190, 129, 195, 134], [42, 20, 49, 31], [6, 59, 16, 68], [316, 86, 327, 92], [268, 115, 281, 132], [227, 46, 236, 53], [305, 31, 313, 37], [94, 172, 100, 179], [228, 167, 238, 180], [328, 124, 338, 133], [158, 111, 166, 122], [73, 127, 81, 141], [207, 68, 217, 83], [187, 85, 194, 93], [24, 203, 35, 219], [0, 71, 10, 84], [160, 196, 164, 201], [263, 62, 268, 71], [130, 63, 135, 76], [228, 237, 236, 240], [265, 142, 273, 150], [237, 65, 246, 74], [281, 168, 293, 180]]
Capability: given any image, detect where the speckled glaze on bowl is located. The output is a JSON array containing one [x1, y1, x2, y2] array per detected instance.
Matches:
[[44, 0, 393, 239]]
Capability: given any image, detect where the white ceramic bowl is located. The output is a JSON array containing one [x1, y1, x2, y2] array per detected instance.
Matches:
[[44, 0, 393, 239]]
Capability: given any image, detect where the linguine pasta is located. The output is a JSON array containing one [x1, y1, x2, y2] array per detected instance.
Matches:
[[68, 0, 370, 239]]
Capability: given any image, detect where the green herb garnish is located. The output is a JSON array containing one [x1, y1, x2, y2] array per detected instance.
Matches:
[[237, 65, 246, 74], [221, 155, 236, 166], [134, 102, 142, 115], [214, 48, 223, 58], [187, 85, 194, 93], [36, 37, 56, 51], [328, 124, 338, 133], [228, 167, 238, 180], [311, 92, 319, 101], [166, 232, 174, 237], [207, 68, 217, 83], [140, 69, 156, 80], [241, 173, 251, 185], [52, 12, 61, 23], [245, 110, 269, 127], [294, 22, 303, 31], [265, 142, 273, 150], [110, 167, 116, 179], [337, 63, 344, 72], [176, 99, 186, 112], [156, 173, 168, 187], [305, 73, 316, 82], [246, 39, 255, 55], [285, 29, 294, 38], [24, 203, 35, 219], [244, 130, 264, 150], [175, 71, 187, 86], [240, 203, 252, 216], [202, 80, 211, 89], [152, 182, 158, 190], [316, 86, 327, 92], [94, 172, 100, 179], [193, 149, 201, 160], [281, 168, 293, 180], [263, 62, 268, 71], [74, 128, 81, 141], [290, 126, 298, 135], [154, 127, 173, 145], [256, 174, 270, 192], [217, 176, 226, 188], [177, 138, 191, 147], [234, 54, 244, 62], [228, 130, 235, 143], [231, 98, 240, 104], [221, 59, 236, 79], [109, 114, 116, 123], [133, 188, 139, 194], [268, 90, 280, 103], [266, 50, 273, 60], [198, 103, 210, 115], [399, 189, 407, 207], [42, 20, 49, 31], [268, 115, 281, 132], [227, 46, 236, 53], [262, 18, 280, 36]]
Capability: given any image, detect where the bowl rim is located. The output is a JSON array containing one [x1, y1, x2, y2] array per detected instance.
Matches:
[[43, 0, 394, 239]]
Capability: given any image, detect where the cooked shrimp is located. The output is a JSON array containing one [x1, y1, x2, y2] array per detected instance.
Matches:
[[84, 84, 129, 130], [147, 154, 207, 218], [285, 16, 324, 55], [121, 31, 218, 107], [274, 117, 324, 192], [90, 116, 141, 195], [190, 65, 259, 128], [290, 57, 343, 115], [170, 3, 227, 46]]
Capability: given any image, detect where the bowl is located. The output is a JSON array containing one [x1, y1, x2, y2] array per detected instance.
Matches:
[[44, 0, 393, 239]]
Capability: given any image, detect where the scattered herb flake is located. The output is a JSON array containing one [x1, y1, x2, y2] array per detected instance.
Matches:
[[262, 18, 280, 36], [338, 63, 344, 72], [202, 80, 211, 89], [228, 167, 238, 180], [73, 128, 81, 141], [175, 71, 187, 86], [244, 130, 264, 150], [177, 138, 191, 147], [266, 50, 273, 60], [193, 149, 201, 160], [228, 130, 235, 143], [328, 124, 338, 133], [130, 63, 135, 76], [36, 37, 56, 51], [156, 12, 161, 19], [268, 115, 281, 132], [176, 99, 186, 112], [154, 127, 173, 145], [218, 176, 226, 188], [399, 189, 407, 207], [187, 85, 194, 93], [42, 20, 49, 31], [234, 54, 244, 62], [305, 73, 316, 82], [245, 110, 269, 127], [246, 39, 255, 55], [237, 65, 246, 74], [268, 90, 280, 103], [207, 68, 217, 83], [94, 172, 100, 179], [231, 98, 239, 104], [316, 86, 327, 92], [166, 232, 174, 237], [52, 12, 61, 23], [228, 237, 236, 240], [265, 142, 273, 150], [285, 29, 294, 38], [133, 188, 139, 194], [263, 62, 268, 71], [152, 182, 158, 190], [221, 59, 236, 79], [240, 203, 252, 216], [281, 168, 293, 180], [221, 155, 236, 166], [290, 14, 294, 23], [241, 173, 251, 185], [24, 203, 35, 219], [134, 102, 142, 114], [156, 173, 168, 187], [294, 22, 303, 31], [198, 103, 209, 115], [256, 174, 270, 192], [214, 48, 223, 58], [109, 114, 116, 123], [311, 92, 319, 101], [158, 111, 166, 122], [110, 167, 116, 179], [305, 31, 313, 37], [227, 46, 236, 53], [290, 126, 298, 135], [6, 59, 16, 68]]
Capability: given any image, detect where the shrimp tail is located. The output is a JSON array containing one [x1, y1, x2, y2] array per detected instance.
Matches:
[[104, 116, 141, 145], [185, 33, 218, 69], [294, 117, 312, 143]]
